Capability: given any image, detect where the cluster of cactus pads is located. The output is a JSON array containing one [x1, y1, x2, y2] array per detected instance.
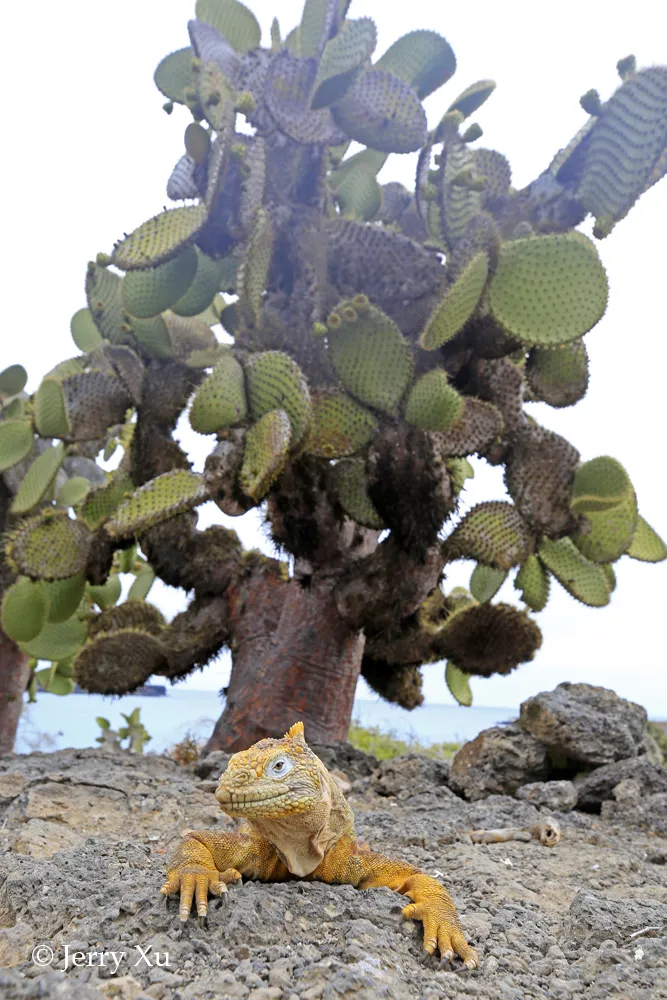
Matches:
[[1, 0, 666, 712]]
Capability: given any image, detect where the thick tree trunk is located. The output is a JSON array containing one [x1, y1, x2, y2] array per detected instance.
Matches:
[[204, 572, 365, 753], [0, 631, 30, 755]]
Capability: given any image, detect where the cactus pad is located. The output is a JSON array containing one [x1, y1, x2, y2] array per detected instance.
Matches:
[[431, 398, 503, 458], [238, 208, 273, 322], [5, 511, 92, 580], [572, 493, 638, 565], [10, 443, 65, 515], [376, 30, 456, 100], [327, 301, 412, 415], [59, 371, 132, 441], [514, 554, 550, 612], [89, 601, 166, 639], [195, 0, 261, 52], [171, 249, 227, 317], [419, 252, 488, 350], [626, 515, 667, 563], [448, 80, 496, 119], [311, 17, 378, 108], [154, 47, 197, 104], [265, 51, 347, 145], [240, 409, 292, 500], [0, 419, 34, 472], [85, 263, 128, 344], [444, 501, 533, 570], [87, 574, 123, 610], [504, 424, 580, 536], [0, 364, 27, 397], [304, 389, 377, 458], [112, 205, 208, 270], [190, 354, 247, 433], [332, 458, 385, 529], [1, 577, 48, 643], [489, 233, 608, 347], [56, 477, 91, 508], [577, 67, 667, 237], [22, 617, 88, 662], [404, 370, 464, 431], [298, 0, 339, 59], [244, 351, 311, 447], [538, 536, 610, 607], [34, 379, 70, 439], [44, 573, 87, 624], [106, 470, 209, 539], [526, 340, 589, 408], [79, 474, 134, 529], [570, 456, 634, 513], [73, 629, 166, 695], [445, 661, 473, 706], [70, 308, 104, 352], [332, 69, 427, 153], [332, 159, 382, 221], [121, 248, 198, 319], [439, 602, 542, 676], [470, 564, 507, 603], [473, 149, 512, 202]]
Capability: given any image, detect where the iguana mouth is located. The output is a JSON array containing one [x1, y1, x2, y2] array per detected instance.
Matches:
[[216, 789, 290, 811]]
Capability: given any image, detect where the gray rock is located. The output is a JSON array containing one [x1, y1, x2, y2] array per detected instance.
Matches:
[[449, 724, 549, 801], [565, 889, 667, 947], [516, 780, 578, 812], [642, 729, 664, 766], [371, 754, 451, 800], [575, 755, 667, 810], [519, 682, 647, 765], [193, 750, 231, 780]]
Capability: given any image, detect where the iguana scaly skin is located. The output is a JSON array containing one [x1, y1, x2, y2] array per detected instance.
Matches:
[[162, 722, 478, 968]]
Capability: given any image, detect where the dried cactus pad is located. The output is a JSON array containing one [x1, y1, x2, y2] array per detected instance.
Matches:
[[5, 512, 92, 580], [444, 500, 533, 570], [121, 247, 198, 319], [404, 369, 464, 431], [332, 69, 427, 153], [240, 409, 292, 501], [106, 470, 209, 539], [538, 536, 610, 607], [304, 390, 378, 459], [0, 419, 34, 472], [244, 351, 311, 447], [190, 354, 247, 434], [73, 629, 166, 695], [431, 398, 503, 458], [439, 602, 542, 676], [332, 458, 385, 530], [514, 554, 550, 612], [375, 29, 456, 100], [112, 205, 208, 270], [327, 300, 412, 415], [419, 252, 488, 350], [489, 232, 608, 347]]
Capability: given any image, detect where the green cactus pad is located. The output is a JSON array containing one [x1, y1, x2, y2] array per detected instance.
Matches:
[[570, 456, 634, 514], [89, 601, 166, 639], [112, 205, 208, 271], [195, 0, 261, 52], [304, 389, 378, 459], [73, 628, 166, 695], [448, 80, 496, 119], [526, 340, 589, 408], [601, 563, 617, 592], [419, 252, 488, 350], [0, 364, 28, 397], [5, 511, 92, 581], [489, 233, 608, 347], [470, 564, 507, 603], [190, 354, 247, 433], [0, 419, 34, 473], [244, 350, 311, 447], [197, 61, 235, 131], [240, 409, 292, 501], [538, 536, 610, 607], [376, 30, 456, 100], [327, 301, 412, 415], [439, 602, 542, 676], [572, 491, 638, 564], [332, 69, 427, 153], [70, 308, 104, 352], [121, 248, 198, 319], [106, 470, 209, 539], [439, 141, 484, 250], [577, 67, 667, 237], [154, 47, 197, 104], [332, 458, 385, 529], [22, 616, 88, 662], [312, 17, 378, 108], [85, 263, 128, 344], [56, 477, 91, 508], [626, 515, 667, 563], [1, 577, 48, 643], [10, 443, 65, 515], [446, 457, 474, 494], [87, 574, 123, 610], [159, 313, 216, 361], [445, 661, 473, 706], [44, 573, 87, 624], [238, 208, 273, 322], [127, 566, 156, 601], [79, 474, 134, 530], [514, 554, 550, 612], [298, 0, 338, 58], [431, 398, 503, 458], [171, 249, 228, 317], [444, 501, 533, 571], [404, 370, 464, 431], [332, 160, 382, 221]]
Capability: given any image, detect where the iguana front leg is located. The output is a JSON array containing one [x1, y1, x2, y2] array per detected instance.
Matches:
[[161, 828, 289, 923], [312, 835, 478, 968]]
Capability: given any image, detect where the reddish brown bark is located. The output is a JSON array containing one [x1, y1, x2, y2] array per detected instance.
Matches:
[[0, 631, 30, 755], [204, 566, 364, 753]]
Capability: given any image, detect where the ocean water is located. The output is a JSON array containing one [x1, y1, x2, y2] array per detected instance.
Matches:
[[14, 690, 518, 755]]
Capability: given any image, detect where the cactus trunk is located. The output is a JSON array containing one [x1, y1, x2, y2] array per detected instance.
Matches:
[[0, 631, 30, 754], [205, 575, 364, 752]]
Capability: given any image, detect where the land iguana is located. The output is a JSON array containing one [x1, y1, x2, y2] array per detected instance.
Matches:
[[162, 722, 479, 968]]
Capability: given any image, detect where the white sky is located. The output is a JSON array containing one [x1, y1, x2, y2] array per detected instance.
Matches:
[[2, 1, 665, 715]]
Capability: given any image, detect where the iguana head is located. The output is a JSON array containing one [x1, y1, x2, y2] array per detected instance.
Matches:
[[214, 721, 327, 819]]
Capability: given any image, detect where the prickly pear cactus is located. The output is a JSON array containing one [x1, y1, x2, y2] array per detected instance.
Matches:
[[1, 1, 665, 717]]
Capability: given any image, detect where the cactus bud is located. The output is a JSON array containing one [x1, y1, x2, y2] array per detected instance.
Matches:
[[616, 54, 636, 80], [462, 123, 483, 143], [580, 89, 603, 116]]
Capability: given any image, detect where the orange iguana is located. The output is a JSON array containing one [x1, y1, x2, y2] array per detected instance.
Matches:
[[161, 721, 478, 968]]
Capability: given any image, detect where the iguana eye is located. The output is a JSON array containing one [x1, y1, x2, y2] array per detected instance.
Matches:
[[267, 756, 293, 778]]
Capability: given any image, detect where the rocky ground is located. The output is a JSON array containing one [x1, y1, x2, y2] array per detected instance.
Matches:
[[1, 684, 666, 1000]]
